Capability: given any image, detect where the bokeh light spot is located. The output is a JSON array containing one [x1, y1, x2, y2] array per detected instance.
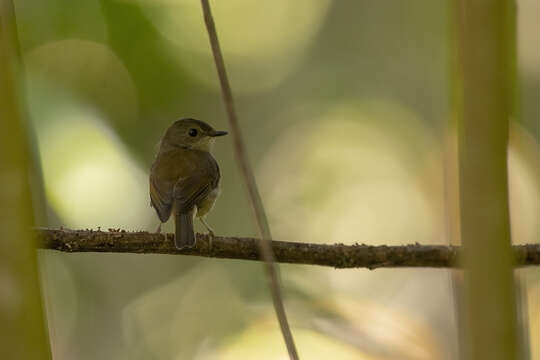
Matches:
[[35, 107, 154, 229], [138, 0, 331, 93]]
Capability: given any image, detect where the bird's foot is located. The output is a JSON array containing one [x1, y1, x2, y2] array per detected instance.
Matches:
[[199, 217, 215, 252], [208, 230, 215, 252], [155, 223, 168, 243]]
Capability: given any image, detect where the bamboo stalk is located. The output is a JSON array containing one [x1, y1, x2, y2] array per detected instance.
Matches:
[[0, 1, 51, 358], [456, 0, 520, 358]]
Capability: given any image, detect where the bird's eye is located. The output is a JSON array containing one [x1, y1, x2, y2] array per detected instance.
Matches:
[[188, 128, 198, 137]]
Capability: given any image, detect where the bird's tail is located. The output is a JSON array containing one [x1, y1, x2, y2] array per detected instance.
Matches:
[[175, 211, 195, 249]]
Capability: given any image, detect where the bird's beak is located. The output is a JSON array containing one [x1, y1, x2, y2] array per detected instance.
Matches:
[[209, 130, 228, 137]]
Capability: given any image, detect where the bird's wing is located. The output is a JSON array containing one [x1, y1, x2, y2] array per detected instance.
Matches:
[[173, 152, 220, 213], [150, 172, 174, 223], [173, 175, 214, 214]]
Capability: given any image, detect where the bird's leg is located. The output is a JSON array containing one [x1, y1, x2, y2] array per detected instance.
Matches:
[[199, 217, 214, 236], [199, 217, 215, 250], [155, 222, 168, 243]]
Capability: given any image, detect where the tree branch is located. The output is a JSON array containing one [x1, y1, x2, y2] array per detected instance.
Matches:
[[36, 229, 540, 269]]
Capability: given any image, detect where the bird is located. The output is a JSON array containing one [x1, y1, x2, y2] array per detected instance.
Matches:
[[150, 118, 227, 249]]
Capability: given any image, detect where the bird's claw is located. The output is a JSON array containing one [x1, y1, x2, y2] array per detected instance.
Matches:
[[208, 230, 215, 252]]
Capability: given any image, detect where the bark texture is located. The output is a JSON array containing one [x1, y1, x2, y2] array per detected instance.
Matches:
[[37, 228, 540, 269]]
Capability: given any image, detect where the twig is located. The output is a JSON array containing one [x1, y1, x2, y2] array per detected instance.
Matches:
[[36, 229, 540, 269], [199, 1, 298, 358]]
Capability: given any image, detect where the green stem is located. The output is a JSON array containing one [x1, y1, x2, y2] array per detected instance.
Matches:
[[0, 1, 51, 358], [456, 0, 520, 358]]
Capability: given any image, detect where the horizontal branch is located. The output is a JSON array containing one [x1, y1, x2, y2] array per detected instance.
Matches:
[[36, 229, 540, 269]]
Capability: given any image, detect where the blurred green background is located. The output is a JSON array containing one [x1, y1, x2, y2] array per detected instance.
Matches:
[[13, 0, 540, 359]]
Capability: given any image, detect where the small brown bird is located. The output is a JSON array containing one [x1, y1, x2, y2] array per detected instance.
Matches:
[[150, 118, 227, 249]]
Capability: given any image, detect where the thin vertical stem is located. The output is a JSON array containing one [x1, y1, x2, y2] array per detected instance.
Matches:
[[446, 3, 465, 358], [456, 0, 520, 358], [0, 0, 51, 359], [199, 1, 299, 359]]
